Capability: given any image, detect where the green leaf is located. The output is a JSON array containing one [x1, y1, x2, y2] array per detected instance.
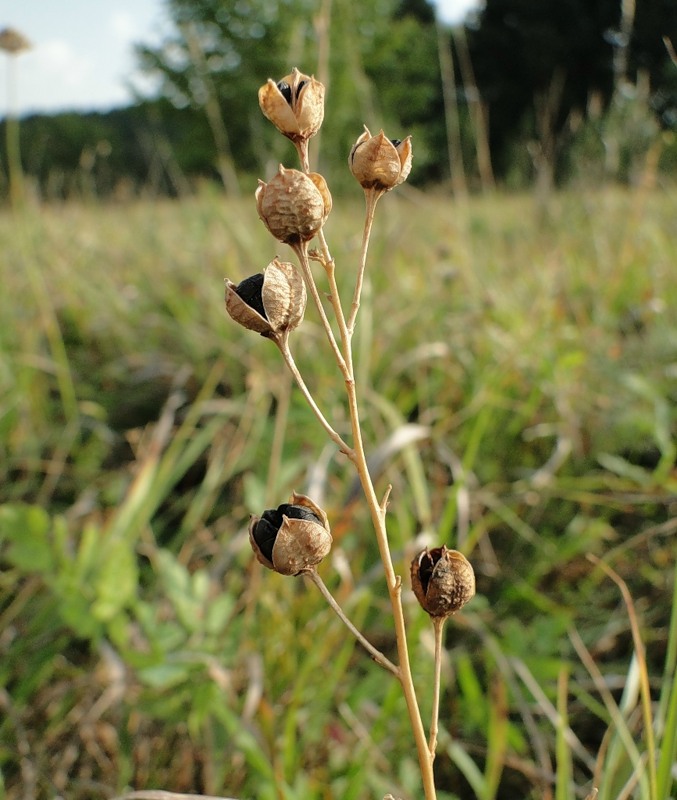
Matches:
[[205, 593, 235, 635], [92, 538, 138, 622], [138, 662, 191, 689], [0, 503, 54, 573], [155, 549, 203, 632]]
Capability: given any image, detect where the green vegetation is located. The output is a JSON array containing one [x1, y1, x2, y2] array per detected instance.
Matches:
[[1, 183, 676, 799]]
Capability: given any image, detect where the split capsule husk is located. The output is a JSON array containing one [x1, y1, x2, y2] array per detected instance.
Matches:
[[256, 165, 332, 246], [249, 492, 332, 576], [224, 258, 306, 338], [349, 126, 413, 192], [258, 68, 325, 143], [410, 546, 475, 618]]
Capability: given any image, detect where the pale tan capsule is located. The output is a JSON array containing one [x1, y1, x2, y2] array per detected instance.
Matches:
[[258, 68, 325, 143], [249, 492, 332, 576], [256, 165, 331, 245], [225, 258, 306, 337], [349, 126, 413, 191]]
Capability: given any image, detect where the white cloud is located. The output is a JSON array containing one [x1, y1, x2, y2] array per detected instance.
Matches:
[[6, 37, 127, 115], [3, 0, 163, 116], [110, 11, 137, 43]]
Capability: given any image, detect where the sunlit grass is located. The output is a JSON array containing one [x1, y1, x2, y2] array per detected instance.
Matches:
[[0, 184, 676, 799]]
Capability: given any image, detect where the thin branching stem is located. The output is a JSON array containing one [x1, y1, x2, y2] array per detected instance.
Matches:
[[317, 229, 353, 375], [302, 567, 399, 677], [295, 139, 310, 173], [429, 616, 446, 760], [292, 242, 348, 376], [275, 333, 351, 456], [348, 188, 383, 334], [287, 93, 436, 800]]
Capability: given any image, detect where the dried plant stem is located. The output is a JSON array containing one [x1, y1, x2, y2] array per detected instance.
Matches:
[[276, 334, 350, 456], [302, 567, 399, 676], [429, 616, 446, 759], [345, 379, 437, 799], [348, 189, 382, 334], [319, 245, 352, 363], [295, 140, 310, 173], [289, 242, 437, 797], [293, 243, 347, 374], [290, 123, 436, 800]]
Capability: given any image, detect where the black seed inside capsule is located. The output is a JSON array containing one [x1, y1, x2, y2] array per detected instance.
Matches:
[[296, 80, 307, 99], [390, 138, 402, 147], [277, 80, 292, 105], [418, 548, 442, 593], [253, 504, 322, 562], [235, 273, 267, 319]]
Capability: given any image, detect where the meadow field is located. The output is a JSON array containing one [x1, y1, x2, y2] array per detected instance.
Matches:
[[1, 183, 676, 800]]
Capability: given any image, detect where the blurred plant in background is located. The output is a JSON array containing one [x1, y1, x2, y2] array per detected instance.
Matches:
[[0, 26, 31, 207]]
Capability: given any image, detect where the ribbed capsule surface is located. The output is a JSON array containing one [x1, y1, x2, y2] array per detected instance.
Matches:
[[256, 166, 332, 245]]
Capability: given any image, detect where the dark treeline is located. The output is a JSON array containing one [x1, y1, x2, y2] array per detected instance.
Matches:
[[2, 0, 676, 201]]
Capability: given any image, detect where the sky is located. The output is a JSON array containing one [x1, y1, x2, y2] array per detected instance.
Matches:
[[1, 0, 481, 117]]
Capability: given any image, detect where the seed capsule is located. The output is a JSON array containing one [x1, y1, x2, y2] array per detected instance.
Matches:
[[349, 127, 413, 191], [410, 546, 475, 618], [249, 493, 332, 576], [225, 258, 306, 337], [259, 68, 325, 142], [256, 165, 332, 245]]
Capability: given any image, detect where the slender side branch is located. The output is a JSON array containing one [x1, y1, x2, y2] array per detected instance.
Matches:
[[348, 188, 383, 334], [314, 229, 355, 381], [302, 567, 399, 677], [429, 617, 446, 760], [276, 334, 352, 457], [292, 242, 348, 376]]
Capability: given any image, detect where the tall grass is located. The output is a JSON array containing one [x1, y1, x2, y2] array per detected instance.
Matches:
[[0, 184, 676, 799]]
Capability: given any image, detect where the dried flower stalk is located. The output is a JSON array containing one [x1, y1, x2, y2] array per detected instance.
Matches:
[[224, 65, 476, 800]]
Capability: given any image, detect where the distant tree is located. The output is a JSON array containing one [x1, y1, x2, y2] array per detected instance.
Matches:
[[2, 102, 217, 200], [363, 3, 446, 183], [465, 0, 677, 183], [465, 0, 619, 182], [394, 0, 436, 24]]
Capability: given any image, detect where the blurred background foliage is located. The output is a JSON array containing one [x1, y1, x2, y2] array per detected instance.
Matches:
[[1, 0, 676, 200], [1, 1, 677, 799]]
